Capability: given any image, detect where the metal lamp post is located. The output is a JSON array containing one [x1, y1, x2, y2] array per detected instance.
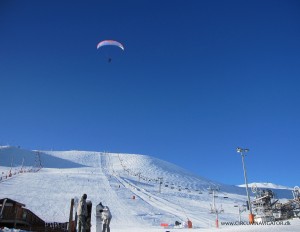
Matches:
[[236, 147, 254, 223]]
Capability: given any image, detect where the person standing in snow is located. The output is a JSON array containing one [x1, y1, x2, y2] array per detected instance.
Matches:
[[77, 193, 88, 232], [96, 202, 104, 232], [99, 204, 112, 232]]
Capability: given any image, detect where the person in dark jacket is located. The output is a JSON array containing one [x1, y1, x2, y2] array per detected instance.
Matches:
[[77, 194, 88, 232]]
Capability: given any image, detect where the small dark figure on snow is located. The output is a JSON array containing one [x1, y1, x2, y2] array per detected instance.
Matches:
[[175, 221, 181, 226]]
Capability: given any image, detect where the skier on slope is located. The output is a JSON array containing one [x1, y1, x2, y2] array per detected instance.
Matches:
[[99, 203, 112, 232], [77, 193, 88, 232]]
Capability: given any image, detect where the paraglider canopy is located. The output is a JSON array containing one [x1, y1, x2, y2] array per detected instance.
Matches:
[[96, 40, 124, 51]]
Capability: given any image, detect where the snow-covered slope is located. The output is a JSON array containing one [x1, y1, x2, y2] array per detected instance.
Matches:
[[0, 146, 298, 232]]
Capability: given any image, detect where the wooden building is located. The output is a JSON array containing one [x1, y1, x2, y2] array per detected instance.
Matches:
[[0, 198, 68, 231]]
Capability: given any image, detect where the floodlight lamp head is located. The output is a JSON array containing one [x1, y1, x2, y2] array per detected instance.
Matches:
[[236, 147, 249, 153]]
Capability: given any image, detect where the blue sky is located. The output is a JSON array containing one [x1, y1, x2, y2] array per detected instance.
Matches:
[[1, 0, 300, 187]]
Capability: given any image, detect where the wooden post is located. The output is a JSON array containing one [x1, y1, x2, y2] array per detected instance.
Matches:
[[68, 198, 74, 232], [13, 203, 18, 228]]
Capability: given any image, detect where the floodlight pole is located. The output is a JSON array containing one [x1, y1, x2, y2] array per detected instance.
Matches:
[[237, 147, 254, 223]]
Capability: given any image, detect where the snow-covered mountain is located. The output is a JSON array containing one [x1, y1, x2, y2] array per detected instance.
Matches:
[[238, 182, 293, 190], [0, 146, 298, 232]]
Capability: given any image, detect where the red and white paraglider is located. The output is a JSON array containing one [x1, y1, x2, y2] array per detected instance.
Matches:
[[96, 40, 124, 62]]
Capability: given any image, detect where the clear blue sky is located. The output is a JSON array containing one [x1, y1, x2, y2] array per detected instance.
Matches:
[[1, 0, 300, 187]]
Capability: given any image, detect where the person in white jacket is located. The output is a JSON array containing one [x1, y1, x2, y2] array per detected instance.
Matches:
[[77, 194, 88, 232], [99, 204, 112, 232]]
